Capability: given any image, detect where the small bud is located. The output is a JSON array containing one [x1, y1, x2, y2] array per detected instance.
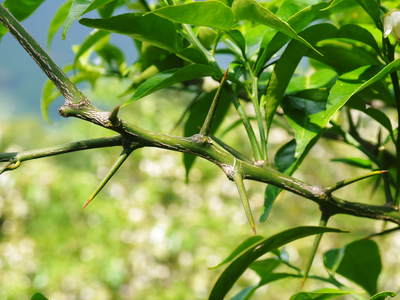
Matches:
[[384, 10, 400, 40]]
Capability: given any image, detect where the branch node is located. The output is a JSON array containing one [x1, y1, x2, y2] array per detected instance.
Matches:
[[109, 105, 121, 127]]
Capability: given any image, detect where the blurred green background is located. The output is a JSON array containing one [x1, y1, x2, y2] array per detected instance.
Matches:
[[1, 80, 400, 299], [1, 2, 400, 300]]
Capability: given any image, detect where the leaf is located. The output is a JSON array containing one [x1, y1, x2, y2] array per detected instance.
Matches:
[[63, 0, 92, 39], [290, 288, 356, 300], [4, 0, 45, 20], [47, 0, 72, 47], [84, 0, 115, 14], [80, 13, 182, 53], [337, 24, 380, 54], [183, 87, 231, 178], [331, 157, 373, 169], [249, 258, 281, 277], [355, 0, 382, 30], [31, 293, 49, 300], [362, 107, 393, 134], [209, 226, 343, 300], [264, 23, 338, 133], [74, 30, 109, 65], [210, 235, 264, 270], [323, 240, 382, 295], [369, 292, 397, 300], [126, 64, 219, 105], [152, 1, 235, 30]]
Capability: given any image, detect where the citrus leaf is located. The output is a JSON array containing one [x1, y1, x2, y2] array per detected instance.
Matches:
[[80, 13, 182, 53], [209, 226, 343, 300], [152, 1, 235, 30]]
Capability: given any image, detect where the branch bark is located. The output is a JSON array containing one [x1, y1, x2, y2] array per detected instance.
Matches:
[[1, 4, 399, 226]]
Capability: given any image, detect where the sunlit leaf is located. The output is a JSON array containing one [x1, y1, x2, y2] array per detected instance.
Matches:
[[152, 1, 235, 30], [369, 291, 397, 300], [331, 157, 373, 169], [47, 0, 72, 47]]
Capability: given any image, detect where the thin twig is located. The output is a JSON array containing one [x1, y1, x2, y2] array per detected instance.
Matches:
[[363, 226, 400, 240]]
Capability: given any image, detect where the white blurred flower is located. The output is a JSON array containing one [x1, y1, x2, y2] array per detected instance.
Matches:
[[384, 11, 400, 40]]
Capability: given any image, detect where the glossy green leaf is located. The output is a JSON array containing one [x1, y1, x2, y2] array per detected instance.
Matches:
[[323, 240, 381, 295], [47, 0, 72, 47], [331, 157, 373, 169], [225, 30, 246, 57], [369, 291, 397, 300], [264, 23, 338, 134], [80, 13, 182, 53], [255, 1, 328, 74], [183, 87, 231, 178], [4, 0, 45, 20], [31, 293, 49, 300], [210, 235, 264, 270], [290, 288, 356, 300], [287, 68, 337, 94], [337, 24, 380, 53], [209, 226, 343, 300], [84, 0, 115, 14], [290, 88, 330, 102], [126, 64, 219, 105], [74, 30, 109, 65], [355, 0, 382, 29], [152, 1, 235, 30], [232, 0, 321, 56]]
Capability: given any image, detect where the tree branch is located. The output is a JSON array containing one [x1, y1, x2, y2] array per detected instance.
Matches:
[[1, 3, 400, 226]]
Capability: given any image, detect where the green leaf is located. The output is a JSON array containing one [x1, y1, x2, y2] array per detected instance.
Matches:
[[362, 107, 393, 134], [31, 293, 49, 300], [74, 30, 110, 65], [209, 226, 343, 300], [4, 0, 45, 20], [84, 0, 115, 14], [323, 240, 382, 295], [126, 64, 219, 105], [250, 258, 281, 277], [47, 0, 72, 47], [355, 0, 382, 29], [183, 87, 231, 178], [80, 13, 182, 53], [210, 235, 263, 270], [231, 286, 258, 300], [152, 1, 235, 30], [290, 288, 356, 300], [369, 292, 397, 300], [63, 0, 92, 39], [331, 157, 373, 169], [337, 24, 380, 54], [232, 0, 321, 59], [255, 2, 328, 75]]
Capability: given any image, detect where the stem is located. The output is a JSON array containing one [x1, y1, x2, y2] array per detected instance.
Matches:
[[233, 171, 256, 234], [232, 97, 263, 160], [139, 0, 151, 11], [0, 136, 123, 163], [0, 4, 87, 105], [363, 226, 400, 239], [182, 23, 216, 65], [83, 148, 134, 208], [301, 212, 330, 288], [200, 70, 228, 136], [326, 170, 388, 194], [248, 70, 267, 160], [390, 70, 400, 207]]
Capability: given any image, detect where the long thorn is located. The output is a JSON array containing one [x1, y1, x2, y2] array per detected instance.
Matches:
[[83, 148, 133, 208], [233, 172, 256, 234], [326, 170, 388, 194]]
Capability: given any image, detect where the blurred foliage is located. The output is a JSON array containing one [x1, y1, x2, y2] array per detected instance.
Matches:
[[1, 80, 400, 299]]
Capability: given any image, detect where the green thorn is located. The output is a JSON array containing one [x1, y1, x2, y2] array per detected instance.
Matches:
[[83, 148, 133, 208], [326, 170, 388, 194], [233, 172, 256, 234]]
